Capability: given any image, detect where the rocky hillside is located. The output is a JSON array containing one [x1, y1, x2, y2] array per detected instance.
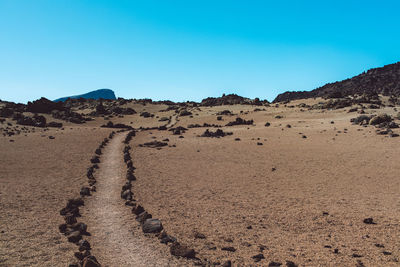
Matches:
[[201, 94, 268, 106], [54, 89, 116, 102], [273, 62, 400, 102]]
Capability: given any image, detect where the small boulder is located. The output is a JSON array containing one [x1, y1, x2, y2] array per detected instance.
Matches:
[[136, 211, 152, 224], [78, 239, 91, 251], [132, 205, 145, 215], [252, 253, 265, 262], [286, 261, 298, 267], [67, 231, 82, 243], [142, 218, 163, 233], [363, 218, 376, 224], [268, 262, 282, 266], [121, 189, 133, 200], [80, 187, 91, 197], [170, 242, 196, 259], [82, 256, 100, 267], [221, 247, 236, 252], [369, 114, 392, 125]]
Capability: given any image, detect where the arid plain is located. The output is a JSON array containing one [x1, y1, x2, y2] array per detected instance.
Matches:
[[0, 96, 399, 267]]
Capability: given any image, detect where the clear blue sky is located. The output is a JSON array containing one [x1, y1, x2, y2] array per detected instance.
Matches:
[[1, 0, 399, 103]]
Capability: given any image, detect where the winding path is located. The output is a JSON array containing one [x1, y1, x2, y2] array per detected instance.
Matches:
[[166, 114, 178, 128], [83, 132, 183, 267]]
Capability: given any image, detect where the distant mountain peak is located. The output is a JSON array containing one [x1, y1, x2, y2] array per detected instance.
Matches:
[[54, 88, 116, 102]]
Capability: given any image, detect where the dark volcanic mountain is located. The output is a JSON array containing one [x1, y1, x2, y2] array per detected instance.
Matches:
[[54, 89, 116, 102], [273, 62, 400, 103]]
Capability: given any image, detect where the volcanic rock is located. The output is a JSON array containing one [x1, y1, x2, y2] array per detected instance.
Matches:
[[26, 97, 65, 113], [142, 218, 163, 233], [252, 253, 265, 262], [80, 187, 91, 196], [67, 231, 82, 243], [82, 255, 100, 267], [170, 242, 196, 258], [201, 129, 232, 138], [225, 117, 253, 126]]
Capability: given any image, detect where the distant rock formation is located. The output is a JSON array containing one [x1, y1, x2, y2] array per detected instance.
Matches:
[[201, 94, 268, 106], [27, 97, 66, 113], [54, 89, 116, 102], [273, 62, 400, 102]]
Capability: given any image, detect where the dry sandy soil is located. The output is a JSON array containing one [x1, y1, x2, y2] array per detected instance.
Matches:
[[130, 100, 400, 266], [1, 98, 399, 266], [0, 125, 113, 266]]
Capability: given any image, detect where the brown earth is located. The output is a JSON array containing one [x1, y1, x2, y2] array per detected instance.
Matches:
[[82, 132, 189, 266], [129, 100, 400, 266], [0, 126, 113, 266], [0, 98, 399, 266]]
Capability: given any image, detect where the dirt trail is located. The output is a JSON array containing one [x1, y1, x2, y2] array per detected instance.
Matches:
[[83, 132, 183, 267], [166, 114, 178, 128]]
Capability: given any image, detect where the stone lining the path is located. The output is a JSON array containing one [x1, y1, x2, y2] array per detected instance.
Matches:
[[120, 130, 198, 262], [58, 131, 120, 267]]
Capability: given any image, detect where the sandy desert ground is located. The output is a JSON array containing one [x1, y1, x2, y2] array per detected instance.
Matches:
[[0, 97, 399, 266]]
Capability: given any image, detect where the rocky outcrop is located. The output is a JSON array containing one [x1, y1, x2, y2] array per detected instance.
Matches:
[[225, 117, 254, 126], [101, 121, 133, 129], [201, 94, 268, 106], [200, 129, 233, 138], [274, 62, 400, 102], [26, 97, 66, 113]]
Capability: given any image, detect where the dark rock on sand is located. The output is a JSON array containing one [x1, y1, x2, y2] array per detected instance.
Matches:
[[363, 218, 376, 224], [121, 190, 133, 200], [82, 255, 100, 267], [252, 253, 265, 262], [225, 117, 253, 126], [121, 182, 131, 191], [140, 111, 153, 118], [78, 239, 91, 251], [136, 211, 152, 224], [160, 231, 177, 244], [193, 231, 206, 239], [65, 214, 77, 225], [90, 156, 100, 164], [142, 218, 163, 233], [221, 247, 236, 252], [351, 115, 373, 125], [141, 141, 168, 148], [126, 170, 136, 181], [369, 114, 392, 125], [286, 261, 298, 267], [132, 205, 145, 215], [201, 129, 232, 138], [101, 121, 133, 129], [80, 187, 91, 196], [170, 242, 196, 258], [222, 260, 232, 267], [268, 261, 282, 266], [59, 223, 68, 233], [179, 110, 192, 116], [67, 231, 82, 243], [46, 121, 63, 128]]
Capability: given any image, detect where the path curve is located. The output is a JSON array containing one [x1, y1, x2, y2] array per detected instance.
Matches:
[[166, 114, 178, 128], [83, 132, 183, 267]]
